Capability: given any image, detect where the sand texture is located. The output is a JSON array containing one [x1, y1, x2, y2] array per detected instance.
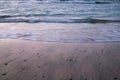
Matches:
[[0, 39, 120, 80]]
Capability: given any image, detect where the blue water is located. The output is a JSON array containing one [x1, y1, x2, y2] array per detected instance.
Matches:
[[0, 0, 120, 23]]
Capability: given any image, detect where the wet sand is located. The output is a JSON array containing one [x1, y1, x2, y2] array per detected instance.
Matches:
[[0, 39, 120, 80], [0, 23, 120, 42]]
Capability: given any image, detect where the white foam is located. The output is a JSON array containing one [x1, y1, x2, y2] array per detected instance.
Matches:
[[0, 23, 120, 42]]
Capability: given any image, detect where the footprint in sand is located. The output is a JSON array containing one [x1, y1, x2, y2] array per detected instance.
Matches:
[[34, 75, 37, 77], [84, 50, 87, 52], [101, 50, 104, 53], [2, 73, 7, 76], [113, 77, 118, 80], [37, 53, 39, 55], [21, 67, 25, 71], [37, 53, 41, 58], [98, 62, 102, 65], [69, 59, 73, 62], [42, 75, 45, 78], [4, 63, 8, 66], [24, 59, 27, 62], [38, 66, 41, 68]]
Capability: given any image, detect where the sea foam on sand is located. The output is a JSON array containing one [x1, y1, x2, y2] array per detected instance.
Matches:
[[0, 23, 120, 42]]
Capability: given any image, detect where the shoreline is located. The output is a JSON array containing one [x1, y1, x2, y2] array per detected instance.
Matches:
[[0, 39, 120, 80], [0, 23, 120, 43], [1, 38, 120, 43]]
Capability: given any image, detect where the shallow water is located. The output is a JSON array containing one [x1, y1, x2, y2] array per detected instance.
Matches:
[[0, 23, 120, 42]]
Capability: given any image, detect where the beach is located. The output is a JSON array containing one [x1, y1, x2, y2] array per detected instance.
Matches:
[[0, 39, 120, 80], [0, 0, 120, 80]]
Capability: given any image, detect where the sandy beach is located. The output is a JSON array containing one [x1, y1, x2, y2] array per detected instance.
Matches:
[[0, 39, 120, 80], [0, 1, 120, 80]]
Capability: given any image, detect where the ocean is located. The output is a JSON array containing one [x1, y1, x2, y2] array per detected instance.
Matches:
[[0, 0, 120, 23], [0, 0, 120, 42]]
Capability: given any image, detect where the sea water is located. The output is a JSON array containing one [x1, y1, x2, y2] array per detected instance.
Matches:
[[0, 0, 120, 42], [0, 0, 120, 23]]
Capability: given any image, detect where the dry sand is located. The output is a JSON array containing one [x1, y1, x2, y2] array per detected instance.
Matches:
[[0, 39, 120, 80]]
